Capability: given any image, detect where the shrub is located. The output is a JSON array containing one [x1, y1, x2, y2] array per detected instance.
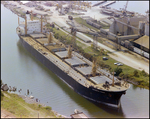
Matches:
[[38, 104, 42, 108], [123, 74, 129, 79], [119, 72, 124, 78], [54, 33, 59, 39], [114, 67, 123, 76], [44, 106, 52, 111], [140, 70, 148, 77], [133, 70, 139, 77]]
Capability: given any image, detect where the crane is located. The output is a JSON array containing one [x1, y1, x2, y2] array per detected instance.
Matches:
[[65, 20, 101, 50], [122, 1, 128, 16]]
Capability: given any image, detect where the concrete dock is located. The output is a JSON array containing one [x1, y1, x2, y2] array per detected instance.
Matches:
[[100, 1, 116, 8], [92, 1, 106, 7]]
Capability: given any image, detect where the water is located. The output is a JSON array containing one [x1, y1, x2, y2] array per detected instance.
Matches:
[[91, 1, 149, 15], [1, 3, 149, 118]]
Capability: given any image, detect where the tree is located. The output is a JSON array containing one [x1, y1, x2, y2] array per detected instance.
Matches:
[[133, 70, 139, 77], [140, 70, 148, 77], [114, 67, 123, 76]]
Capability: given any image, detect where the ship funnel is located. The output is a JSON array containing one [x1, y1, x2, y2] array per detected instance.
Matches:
[[26, 10, 30, 20], [67, 45, 72, 58], [91, 59, 97, 77]]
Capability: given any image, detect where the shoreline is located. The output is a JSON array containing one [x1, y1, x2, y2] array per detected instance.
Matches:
[[18, 94, 69, 118], [1, 91, 69, 118]]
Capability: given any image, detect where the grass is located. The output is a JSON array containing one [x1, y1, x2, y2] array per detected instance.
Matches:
[[1, 92, 30, 117], [1, 92, 57, 118]]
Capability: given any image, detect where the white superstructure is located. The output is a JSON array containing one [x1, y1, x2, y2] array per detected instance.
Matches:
[[16, 12, 46, 35]]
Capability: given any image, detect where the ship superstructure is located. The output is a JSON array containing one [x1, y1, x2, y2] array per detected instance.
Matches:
[[16, 12, 130, 108], [16, 11, 46, 35]]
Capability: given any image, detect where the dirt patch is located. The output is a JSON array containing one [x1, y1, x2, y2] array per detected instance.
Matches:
[[1, 109, 16, 118]]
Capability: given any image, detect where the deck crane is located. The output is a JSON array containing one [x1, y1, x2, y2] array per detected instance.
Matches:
[[65, 20, 101, 50], [122, 1, 128, 16]]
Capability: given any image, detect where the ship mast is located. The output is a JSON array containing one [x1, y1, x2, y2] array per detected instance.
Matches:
[[68, 45, 72, 58], [91, 59, 97, 77], [25, 15, 27, 35], [48, 32, 53, 43], [41, 15, 43, 33], [30, 11, 33, 21]]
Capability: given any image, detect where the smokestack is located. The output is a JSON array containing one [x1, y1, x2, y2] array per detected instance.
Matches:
[[41, 15, 43, 33], [26, 10, 30, 20]]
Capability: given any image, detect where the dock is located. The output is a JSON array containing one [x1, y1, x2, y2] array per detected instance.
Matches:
[[92, 1, 106, 7], [100, 1, 116, 8], [70, 112, 88, 118]]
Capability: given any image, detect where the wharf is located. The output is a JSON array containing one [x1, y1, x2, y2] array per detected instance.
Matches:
[[70, 112, 88, 118], [100, 1, 116, 8], [92, 1, 106, 7]]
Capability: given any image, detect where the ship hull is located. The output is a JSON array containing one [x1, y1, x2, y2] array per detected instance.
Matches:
[[19, 35, 126, 107]]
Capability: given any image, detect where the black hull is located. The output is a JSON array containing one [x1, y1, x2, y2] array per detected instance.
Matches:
[[19, 36, 126, 107]]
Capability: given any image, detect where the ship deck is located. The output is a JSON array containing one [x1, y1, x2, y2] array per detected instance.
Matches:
[[20, 34, 130, 92]]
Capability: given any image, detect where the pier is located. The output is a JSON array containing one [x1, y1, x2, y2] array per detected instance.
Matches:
[[100, 1, 116, 8], [92, 1, 106, 7]]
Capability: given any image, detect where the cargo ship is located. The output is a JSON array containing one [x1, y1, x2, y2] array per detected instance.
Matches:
[[16, 12, 130, 108]]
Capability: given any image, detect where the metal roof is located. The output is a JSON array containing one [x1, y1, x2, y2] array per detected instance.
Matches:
[[75, 66, 93, 76], [30, 33, 46, 39], [90, 76, 112, 85], [55, 51, 68, 59], [65, 56, 87, 67]]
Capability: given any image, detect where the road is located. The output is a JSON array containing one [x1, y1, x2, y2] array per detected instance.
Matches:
[[10, 1, 149, 74]]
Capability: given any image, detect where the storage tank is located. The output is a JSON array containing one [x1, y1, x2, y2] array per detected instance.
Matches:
[[138, 21, 145, 35], [145, 23, 149, 36]]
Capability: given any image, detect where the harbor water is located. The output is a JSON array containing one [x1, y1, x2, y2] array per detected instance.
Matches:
[[1, 3, 149, 118]]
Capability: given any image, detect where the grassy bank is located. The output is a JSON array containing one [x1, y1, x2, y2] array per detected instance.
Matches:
[[1, 91, 62, 118]]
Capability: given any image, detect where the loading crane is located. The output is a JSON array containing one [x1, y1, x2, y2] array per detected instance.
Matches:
[[121, 1, 129, 16]]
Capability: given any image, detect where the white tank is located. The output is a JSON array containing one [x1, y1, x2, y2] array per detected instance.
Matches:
[[145, 23, 149, 36], [138, 21, 145, 30]]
